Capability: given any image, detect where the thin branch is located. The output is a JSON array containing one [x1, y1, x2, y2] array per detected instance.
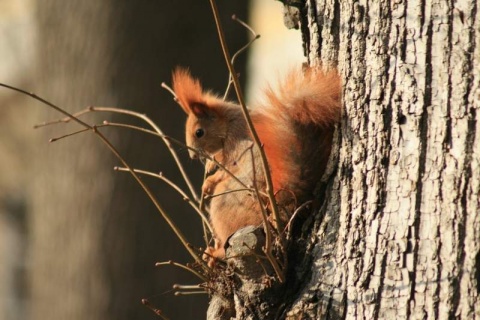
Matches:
[[142, 299, 171, 320], [49, 127, 90, 142], [283, 200, 313, 238], [172, 284, 207, 296], [209, 1, 283, 233], [172, 284, 202, 290], [204, 187, 253, 200], [232, 14, 257, 36], [102, 121, 192, 151], [155, 261, 207, 282], [224, 15, 261, 99], [200, 167, 213, 248], [103, 120, 160, 137], [248, 145, 285, 282], [174, 291, 207, 296], [199, 166, 209, 214], [0, 83, 91, 129], [34, 107, 94, 128], [161, 82, 178, 102]]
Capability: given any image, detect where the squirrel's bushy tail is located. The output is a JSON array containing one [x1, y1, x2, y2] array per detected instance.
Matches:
[[264, 67, 341, 127], [253, 67, 342, 199]]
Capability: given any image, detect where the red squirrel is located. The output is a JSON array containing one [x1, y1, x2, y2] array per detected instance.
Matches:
[[172, 66, 341, 261]]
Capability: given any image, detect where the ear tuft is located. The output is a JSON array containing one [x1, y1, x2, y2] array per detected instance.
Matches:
[[172, 67, 204, 114]]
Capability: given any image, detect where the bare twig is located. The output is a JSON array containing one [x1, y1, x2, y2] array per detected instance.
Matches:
[[34, 107, 94, 128], [48, 122, 173, 146], [156, 260, 207, 282], [248, 145, 285, 282], [174, 291, 207, 296], [223, 15, 261, 100], [141, 299, 171, 320], [172, 284, 202, 290], [101, 121, 192, 152], [199, 167, 213, 248], [49, 127, 90, 142], [283, 200, 313, 237], [161, 82, 178, 102], [204, 187, 253, 200], [232, 14, 257, 36], [209, 1, 283, 233]]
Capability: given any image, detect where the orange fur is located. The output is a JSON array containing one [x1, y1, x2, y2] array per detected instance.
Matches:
[[172, 68, 204, 113], [252, 114, 297, 192], [257, 68, 342, 194], [172, 66, 342, 262]]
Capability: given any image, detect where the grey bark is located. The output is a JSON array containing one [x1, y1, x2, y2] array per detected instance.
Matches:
[[27, 1, 247, 320]]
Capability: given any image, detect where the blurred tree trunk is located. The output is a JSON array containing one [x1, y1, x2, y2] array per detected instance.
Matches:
[[283, 0, 480, 319], [29, 1, 247, 320]]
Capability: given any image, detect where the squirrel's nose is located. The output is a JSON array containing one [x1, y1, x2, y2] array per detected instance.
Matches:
[[189, 150, 198, 159]]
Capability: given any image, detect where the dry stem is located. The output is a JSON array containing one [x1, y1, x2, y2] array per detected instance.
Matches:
[[223, 15, 260, 100], [142, 299, 171, 320], [248, 145, 285, 282], [155, 260, 207, 282]]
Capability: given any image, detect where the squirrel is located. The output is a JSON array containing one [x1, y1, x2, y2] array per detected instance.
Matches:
[[172, 66, 341, 261]]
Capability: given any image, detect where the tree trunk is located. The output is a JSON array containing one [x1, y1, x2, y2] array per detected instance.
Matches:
[[285, 0, 480, 319], [206, 0, 480, 318], [28, 1, 246, 320]]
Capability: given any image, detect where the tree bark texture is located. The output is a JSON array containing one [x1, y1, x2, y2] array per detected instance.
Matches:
[[284, 0, 480, 319], [29, 1, 246, 320]]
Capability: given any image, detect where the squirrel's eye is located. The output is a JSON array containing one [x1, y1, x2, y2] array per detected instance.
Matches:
[[195, 128, 205, 138]]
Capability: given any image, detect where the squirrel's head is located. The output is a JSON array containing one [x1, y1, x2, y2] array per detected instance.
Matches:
[[172, 67, 228, 159]]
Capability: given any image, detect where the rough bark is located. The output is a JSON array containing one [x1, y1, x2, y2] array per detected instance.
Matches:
[[285, 0, 480, 319], [28, 1, 246, 320]]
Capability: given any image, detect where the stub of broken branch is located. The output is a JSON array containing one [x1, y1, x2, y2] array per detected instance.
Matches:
[[207, 226, 284, 320]]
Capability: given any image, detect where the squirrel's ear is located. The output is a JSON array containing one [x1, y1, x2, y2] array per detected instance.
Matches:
[[190, 103, 210, 118], [172, 67, 204, 115]]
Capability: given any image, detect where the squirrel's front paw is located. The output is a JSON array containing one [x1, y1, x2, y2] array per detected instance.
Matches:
[[203, 245, 225, 268], [202, 179, 214, 195]]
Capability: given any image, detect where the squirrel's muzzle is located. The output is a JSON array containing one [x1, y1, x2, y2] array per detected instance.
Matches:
[[188, 149, 199, 159]]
